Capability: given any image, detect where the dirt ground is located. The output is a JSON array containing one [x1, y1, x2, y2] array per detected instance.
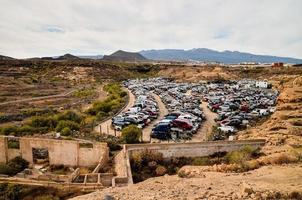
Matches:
[[191, 101, 217, 142], [71, 164, 302, 200]]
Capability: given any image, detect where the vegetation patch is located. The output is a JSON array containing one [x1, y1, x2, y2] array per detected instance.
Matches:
[[130, 146, 262, 183], [0, 157, 29, 176], [0, 183, 88, 200], [121, 125, 142, 144], [86, 83, 127, 121], [72, 88, 96, 98]]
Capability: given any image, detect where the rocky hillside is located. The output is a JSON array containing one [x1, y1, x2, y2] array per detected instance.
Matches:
[[102, 50, 147, 62], [0, 55, 15, 60]]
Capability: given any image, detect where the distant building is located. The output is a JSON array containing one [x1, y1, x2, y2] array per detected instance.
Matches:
[[272, 62, 284, 67], [256, 81, 272, 89]]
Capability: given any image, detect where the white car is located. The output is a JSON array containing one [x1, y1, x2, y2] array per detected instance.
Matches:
[[218, 126, 237, 133]]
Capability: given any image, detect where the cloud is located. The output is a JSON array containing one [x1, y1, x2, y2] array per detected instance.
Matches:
[[43, 26, 65, 33], [0, 0, 301, 58]]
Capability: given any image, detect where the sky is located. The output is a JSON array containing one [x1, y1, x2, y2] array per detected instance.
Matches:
[[0, 0, 301, 59]]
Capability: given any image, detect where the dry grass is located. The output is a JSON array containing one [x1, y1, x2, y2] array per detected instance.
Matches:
[[259, 152, 300, 165]]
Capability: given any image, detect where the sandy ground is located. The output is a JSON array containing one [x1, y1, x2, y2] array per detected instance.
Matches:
[[191, 101, 217, 142], [71, 164, 302, 200], [94, 88, 135, 136]]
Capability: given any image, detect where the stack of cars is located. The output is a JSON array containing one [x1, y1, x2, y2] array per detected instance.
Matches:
[[202, 79, 278, 140], [111, 80, 159, 130], [149, 78, 205, 140]]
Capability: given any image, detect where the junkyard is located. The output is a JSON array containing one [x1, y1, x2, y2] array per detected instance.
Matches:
[[111, 78, 278, 142]]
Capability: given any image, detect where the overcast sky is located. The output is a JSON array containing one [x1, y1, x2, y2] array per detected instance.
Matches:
[[0, 0, 301, 58]]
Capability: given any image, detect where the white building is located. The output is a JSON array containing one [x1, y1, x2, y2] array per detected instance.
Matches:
[[256, 81, 269, 88]]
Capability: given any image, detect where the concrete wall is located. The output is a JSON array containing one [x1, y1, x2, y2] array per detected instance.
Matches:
[[112, 139, 266, 186], [0, 136, 108, 167], [7, 149, 21, 161], [126, 139, 265, 158], [79, 143, 108, 167]]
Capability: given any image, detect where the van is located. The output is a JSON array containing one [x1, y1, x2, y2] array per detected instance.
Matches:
[[151, 124, 171, 140]]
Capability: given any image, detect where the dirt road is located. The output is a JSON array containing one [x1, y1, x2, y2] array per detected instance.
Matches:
[[0, 89, 76, 106], [142, 93, 169, 142], [191, 101, 217, 142], [94, 88, 135, 136]]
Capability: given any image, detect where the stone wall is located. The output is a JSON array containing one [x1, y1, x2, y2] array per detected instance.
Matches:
[[0, 136, 109, 167]]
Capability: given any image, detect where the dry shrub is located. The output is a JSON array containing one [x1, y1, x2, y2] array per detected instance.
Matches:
[[155, 165, 167, 176], [178, 170, 188, 178], [242, 160, 260, 171], [225, 145, 258, 164], [260, 153, 299, 165]]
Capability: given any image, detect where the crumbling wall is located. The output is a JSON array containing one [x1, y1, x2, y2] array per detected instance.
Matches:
[[78, 143, 109, 167], [20, 138, 79, 166], [7, 149, 21, 161], [0, 136, 108, 167]]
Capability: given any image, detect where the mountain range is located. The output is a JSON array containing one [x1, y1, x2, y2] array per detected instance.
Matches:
[[140, 48, 302, 64], [1, 48, 302, 64]]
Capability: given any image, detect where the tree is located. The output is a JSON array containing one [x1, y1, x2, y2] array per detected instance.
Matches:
[[121, 125, 142, 144]]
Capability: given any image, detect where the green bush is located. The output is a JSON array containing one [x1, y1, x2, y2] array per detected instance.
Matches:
[[17, 125, 37, 135], [72, 88, 95, 98], [0, 157, 29, 176], [192, 157, 210, 166], [0, 183, 22, 200], [60, 127, 72, 136], [121, 125, 142, 144], [55, 120, 80, 132], [87, 83, 126, 118], [28, 116, 57, 129], [0, 126, 18, 135], [226, 146, 258, 164], [55, 110, 82, 123]]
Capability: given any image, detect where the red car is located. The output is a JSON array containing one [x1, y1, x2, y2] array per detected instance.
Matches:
[[171, 119, 193, 130]]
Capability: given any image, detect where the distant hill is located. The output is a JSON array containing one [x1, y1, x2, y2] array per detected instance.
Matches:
[[77, 55, 103, 60], [55, 54, 80, 60], [140, 48, 302, 64], [102, 50, 147, 62], [0, 55, 15, 60]]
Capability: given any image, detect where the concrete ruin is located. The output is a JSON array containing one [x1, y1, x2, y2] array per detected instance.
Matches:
[[113, 139, 266, 185], [0, 136, 109, 167]]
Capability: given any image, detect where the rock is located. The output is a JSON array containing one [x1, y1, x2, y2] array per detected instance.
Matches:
[[239, 182, 253, 197], [104, 194, 114, 200]]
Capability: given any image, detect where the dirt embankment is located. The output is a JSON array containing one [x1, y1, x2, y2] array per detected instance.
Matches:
[[71, 164, 302, 200]]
